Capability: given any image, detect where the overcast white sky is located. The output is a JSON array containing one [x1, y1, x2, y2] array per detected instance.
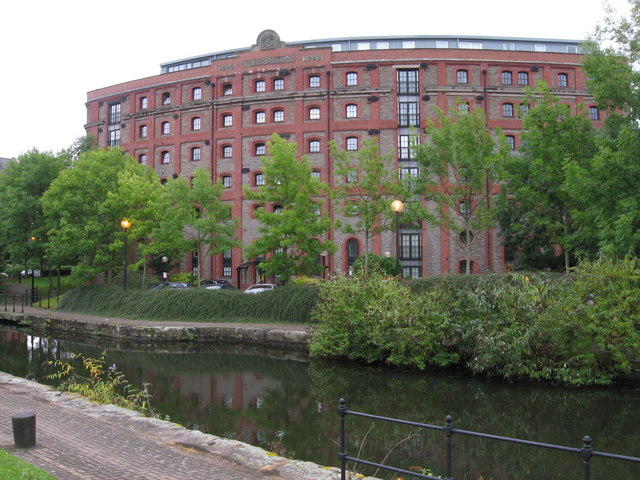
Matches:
[[0, 0, 631, 159]]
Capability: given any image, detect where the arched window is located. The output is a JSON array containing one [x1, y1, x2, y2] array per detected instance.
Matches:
[[255, 79, 266, 92], [273, 109, 284, 122], [309, 75, 320, 88], [254, 173, 265, 186], [502, 103, 514, 117], [161, 151, 170, 164], [346, 137, 358, 151], [255, 143, 266, 156], [518, 71, 529, 85], [309, 139, 321, 153], [222, 175, 232, 188], [255, 111, 266, 124], [161, 121, 170, 134], [347, 239, 360, 267], [222, 84, 233, 96], [192, 87, 202, 101], [192, 117, 201, 130], [557, 73, 568, 87], [222, 145, 233, 158], [191, 147, 201, 161], [309, 107, 320, 120], [222, 114, 232, 127], [139, 125, 148, 138], [273, 78, 284, 90], [501, 71, 513, 85], [161, 92, 171, 105]]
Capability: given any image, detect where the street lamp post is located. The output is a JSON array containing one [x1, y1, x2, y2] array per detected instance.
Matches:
[[390, 200, 404, 276], [120, 219, 131, 290], [161, 255, 169, 280]]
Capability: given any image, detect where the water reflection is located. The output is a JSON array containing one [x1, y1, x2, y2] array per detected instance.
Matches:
[[1, 324, 639, 479]]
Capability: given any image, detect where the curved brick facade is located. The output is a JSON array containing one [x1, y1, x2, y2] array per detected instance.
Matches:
[[85, 30, 600, 287]]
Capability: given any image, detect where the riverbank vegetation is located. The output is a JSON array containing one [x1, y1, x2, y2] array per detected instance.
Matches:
[[310, 257, 640, 386]]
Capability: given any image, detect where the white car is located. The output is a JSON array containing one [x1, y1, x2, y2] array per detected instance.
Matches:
[[243, 283, 277, 294], [20, 269, 41, 277]]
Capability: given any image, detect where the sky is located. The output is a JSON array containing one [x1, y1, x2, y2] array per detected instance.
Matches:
[[0, 0, 631, 159]]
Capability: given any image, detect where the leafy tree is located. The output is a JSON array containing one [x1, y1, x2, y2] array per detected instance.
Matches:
[[41, 148, 162, 283], [498, 84, 597, 272], [331, 139, 409, 275], [571, 0, 640, 257], [415, 108, 510, 274], [0, 149, 66, 274], [159, 167, 238, 284], [245, 134, 335, 283]]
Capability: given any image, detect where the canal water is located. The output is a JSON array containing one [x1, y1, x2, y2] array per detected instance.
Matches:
[[1, 323, 638, 480]]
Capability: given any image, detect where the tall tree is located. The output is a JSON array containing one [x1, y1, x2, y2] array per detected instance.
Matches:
[[245, 134, 335, 282], [0, 149, 66, 274], [160, 167, 238, 284], [331, 139, 409, 274], [42, 148, 162, 283], [571, 0, 640, 257], [415, 108, 510, 274], [498, 84, 597, 272]]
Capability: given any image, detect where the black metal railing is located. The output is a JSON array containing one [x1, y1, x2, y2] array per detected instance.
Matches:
[[338, 398, 640, 480], [1, 289, 64, 312]]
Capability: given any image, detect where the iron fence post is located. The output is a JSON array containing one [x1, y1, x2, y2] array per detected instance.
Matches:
[[444, 415, 454, 480], [582, 435, 592, 480], [338, 398, 347, 480]]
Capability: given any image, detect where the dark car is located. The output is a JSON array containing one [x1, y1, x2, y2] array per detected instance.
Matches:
[[145, 282, 190, 290], [200, 279, 232, 287]]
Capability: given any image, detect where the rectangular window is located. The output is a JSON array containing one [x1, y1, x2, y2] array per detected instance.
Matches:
[[518, 72, 529, 85], [398, 134, 417, 160], [192, 87, 202, 100], [357, 42, 370, 50], [459, 41, 482, 49], [273, 110, 284, 122], [397, 69, 419, 95], [403, 266, 422, 279], [309, 75, 320, 88], [140, 97, 148, 110], [223, 145, 232, 158], [139, 125, 147, 138], [255, 173, 265, 186], [138, 154, 147, 165], [309, 107, 320, 120], [223, 114, 232, 127], [402, 41, 415, 49], [222, 249, 232, 277], [109, 103, 121, 125], [589, 106, 600, 121], [346, 137, 358, 151], [346, 72, 358, 86], [274, 78, 284, 90], [222, 175, 232, 188], [535, 44, 547, 52], [192, 117, 201, 130], [346, 168, 358, 183], [108, 128, 120, 147], [456, 70, 468, 84], [436, 40, 448, 48], [191, 147, 201, 161], [377, 42, 389, 49], [256, 80, 266, 92], [501, 71, 513, 85], [400, 233, 422, 260], [309, 140, 320, 153], [503, 42, 515, 51], [398, 102, 419, 127]]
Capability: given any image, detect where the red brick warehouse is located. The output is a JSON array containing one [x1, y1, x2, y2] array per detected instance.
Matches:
[[85, 30, 601, 288]]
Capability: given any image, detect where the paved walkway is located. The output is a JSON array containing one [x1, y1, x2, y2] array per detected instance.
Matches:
[[0, 373, 341, 480]]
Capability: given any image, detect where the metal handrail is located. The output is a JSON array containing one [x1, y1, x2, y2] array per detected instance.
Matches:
[[338, 398, 640, 480]]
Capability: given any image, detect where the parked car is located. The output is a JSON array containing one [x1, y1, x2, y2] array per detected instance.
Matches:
[[20, 269, 41, 277], [200, 279, 232, 287], [205, 283, 237, 291], [243, 283, 277, 294], [145, 282, 190, 290]]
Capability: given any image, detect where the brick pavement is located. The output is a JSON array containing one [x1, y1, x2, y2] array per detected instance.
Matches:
[[0, 373, 343, 480]]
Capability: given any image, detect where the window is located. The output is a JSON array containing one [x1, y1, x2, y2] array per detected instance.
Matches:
[[346, 137, 358, 151], [503, 42, 515, 51], [506, 135, 516, 150], [519, 103, 529, 117], [458, 102, 470, 114], [192, 87, 202, 101], [222, 145, 232, 158], [161, 121, 170, 134], [255, 80, 266, 92], [397, 69, 419, 94], [273, 109, 284, 122], [456, 70, 468, 84], [502, 103, 514, 117], [501, 71, 513, 85], [346, 168, 358, 183], [402, 40, 415, 49], [518, 71, 529, 86], [161, 151, 170, 164], [357, 42, 370, 50], [109, 103, 121, 124], [347, 239, 360, 267], [460, 41, 482, 49], [222, 114, 232, 127], [162, 92, 171, 105], [273, 78, 284, 90], [191, 147, 201, 161], [192, 117, 201, 130], [398, 102, 419, 126], [255, 143, 266, 156], [436, 40, 448, 48], [535, 44, 547, 52], [557, 73, 568, 87], [139, 125, 148, 138], [273, 205, 283, 215], [222, 249, 232, 277], [108, 129, 120, 147], [309, 107, 320, 120], [460, 230, 475, 244], [309, 75, 320, 88], [309, 139, 320, 153], [399, 167, 419, 187], [138, 154, 147, 165], [346, 104, 358, 118], [459, 260, 475, 274], [255, 173, 265, 186], [403, 266, 422, 279], [398, 134, 417, 160], [400, 233, 422, 260], [459, 201, 471, 214], [140, 96, 148, 110], [222, 175, 232, 188], [311, 170, 321, 179], [589, 106, 600, 121], [223, 84, 233, 96], [255, 111, 266, 124], [346, 72, 358, 86]]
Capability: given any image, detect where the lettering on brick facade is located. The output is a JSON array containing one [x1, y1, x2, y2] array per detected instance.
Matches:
[[242, 56, 295, 67], [303, 55, 323, 62], [218, 64, 235, 71]]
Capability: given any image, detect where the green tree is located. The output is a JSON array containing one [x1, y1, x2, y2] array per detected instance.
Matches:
[[331, 139, 409, 275], [0, 149, 66, 274], [160, 167, 238, 284], [571, 0, 640, 257], [42, 148, 161, 283], [498, 84, 597, 272], [415, 108, 510, 274], [245, 134, 335, 283]]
